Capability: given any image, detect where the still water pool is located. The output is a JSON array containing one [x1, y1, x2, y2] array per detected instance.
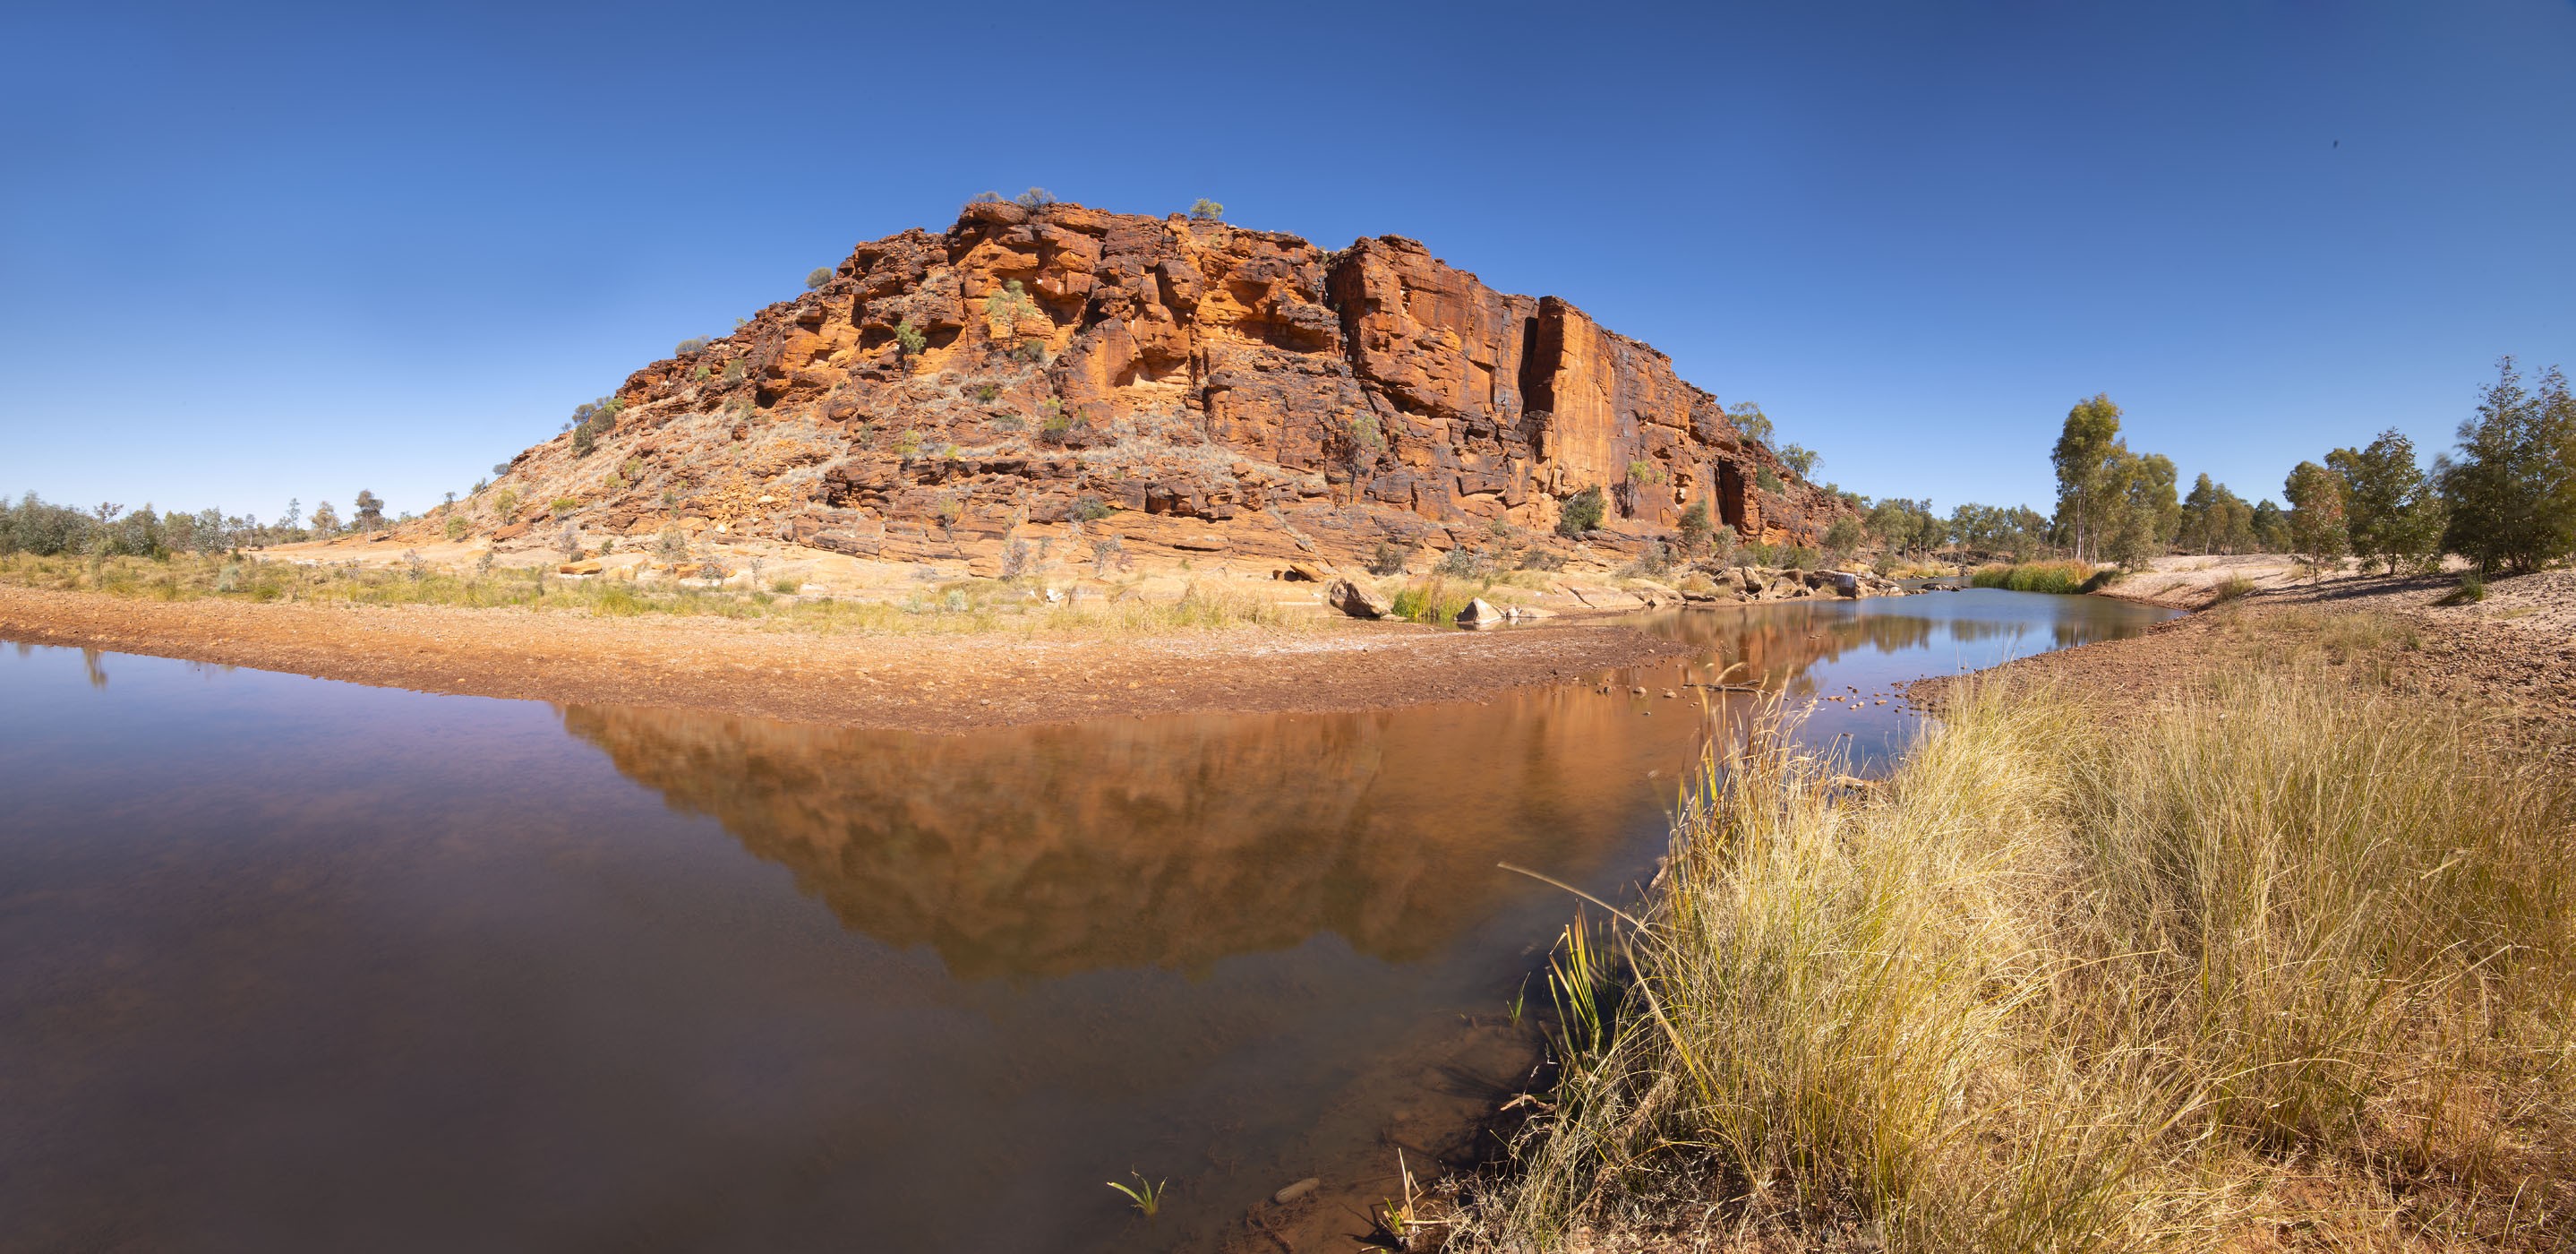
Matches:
[[0, 590, 2173, 1252]]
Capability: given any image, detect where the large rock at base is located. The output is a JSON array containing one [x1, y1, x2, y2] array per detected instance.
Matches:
[[1327, 578, 1391, 619], [1455, 597, 1505, 626]]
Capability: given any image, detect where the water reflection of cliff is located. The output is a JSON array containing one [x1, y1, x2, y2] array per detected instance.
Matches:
[[560, 692, 1716, 982]]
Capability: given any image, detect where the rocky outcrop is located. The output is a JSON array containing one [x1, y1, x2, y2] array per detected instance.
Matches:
[[470, 202, 1855, 573]]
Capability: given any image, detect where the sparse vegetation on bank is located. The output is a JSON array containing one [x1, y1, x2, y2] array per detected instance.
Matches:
[[1459, 622, 2575, 1252], [0, 553, 1314, 636], [1968, 558, 2107, 594]]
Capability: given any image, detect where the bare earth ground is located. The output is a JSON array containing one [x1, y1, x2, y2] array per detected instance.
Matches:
[[2089, 552, 2363, 608], [0, 585, 1690, 732]]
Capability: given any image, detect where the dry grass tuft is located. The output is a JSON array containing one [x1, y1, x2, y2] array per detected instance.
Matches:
[[1457, 652, 2575, 1251]]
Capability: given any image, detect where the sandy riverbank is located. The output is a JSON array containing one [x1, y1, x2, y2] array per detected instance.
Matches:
[[0, 584, 1694, 733]]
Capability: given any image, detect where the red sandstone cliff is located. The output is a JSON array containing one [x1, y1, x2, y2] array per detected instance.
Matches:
[[478, 202, 1851, 571]]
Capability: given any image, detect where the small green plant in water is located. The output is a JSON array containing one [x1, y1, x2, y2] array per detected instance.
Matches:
[[1106, 1171, 1165, 1218]]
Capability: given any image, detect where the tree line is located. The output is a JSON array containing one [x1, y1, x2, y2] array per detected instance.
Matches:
[[0, 489, 398, 558], [2042, 358, 2572, 576]]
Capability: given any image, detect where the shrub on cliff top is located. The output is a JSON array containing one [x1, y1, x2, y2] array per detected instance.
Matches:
[[1188, 198, 1224, 222], [805, 267, 833, 291], [1556, 485, 1606, 537], [1014, 187, 1056, 209]]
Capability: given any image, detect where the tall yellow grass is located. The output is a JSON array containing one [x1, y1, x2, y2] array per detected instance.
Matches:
[[1465, 668, 2574, 1251]]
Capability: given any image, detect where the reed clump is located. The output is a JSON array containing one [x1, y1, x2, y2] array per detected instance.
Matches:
[[1460, 665, 2575, 1251], [1969, 559, 2105, 594]]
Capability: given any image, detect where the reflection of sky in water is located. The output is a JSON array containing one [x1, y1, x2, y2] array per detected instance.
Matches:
[[0, 591, 2175, 1254]]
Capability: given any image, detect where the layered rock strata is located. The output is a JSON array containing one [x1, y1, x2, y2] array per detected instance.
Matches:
[[478, 202, 1853, 571]]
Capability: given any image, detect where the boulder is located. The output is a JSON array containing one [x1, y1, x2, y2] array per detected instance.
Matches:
[[558, 558, 604, 575], [1455, 597, 1504, 626], [1326, 578, 1391, 619], [1284, 561, 1330, 583]]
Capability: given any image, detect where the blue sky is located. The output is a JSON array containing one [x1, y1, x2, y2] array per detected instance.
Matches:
[[4, 1, 2571, 522]]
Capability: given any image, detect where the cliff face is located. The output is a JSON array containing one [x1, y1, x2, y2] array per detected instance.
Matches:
[[488, 202, 1849, 569]]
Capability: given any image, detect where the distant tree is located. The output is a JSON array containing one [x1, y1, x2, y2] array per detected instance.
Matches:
[[675, 337, 711, 355], [311, 500, 340, 537], [283, 498, 302, 532], [2101, 451, 2178, 569], [1188, 198, 1225, 222], [2283, 460, 2350, 571], [1868, 497, 1938, 556], [1776, 443, 1819, 478], [2326, 428, 2445, 574], [1014, 187, 1056, 209], [2050, 393, 2127, 563], [968, 190, 1008, 205], [352, 490, 385, 532], [2436, 357, 2575, 574], [1556, 485, 1606, 537], [2247, 499, 2289, 552], [805, 267, 833, 290], [1822, 515, 1866, 558]]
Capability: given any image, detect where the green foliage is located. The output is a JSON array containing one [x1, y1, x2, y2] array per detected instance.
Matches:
[[1389, 576, 1476, 625], [1367, 541, 1409, 576], [2283, 460, 2350, 569], [2436, 570, 2486, 606], [804, 266, 832, 290], [1725, 400, 1774, 446], [1677, 499, 1713, 554], [1106, 1172, 1166, 1218], [2326, 428, 2445, 575], [1821, 515, 1865, 556], [1626, 459, 1665, 485], [1970, 559, 2099, 594], [2251, 498, 2291, 552], [2050, 392, 2127, 562], [1187, 198, 1224, 222], [490, 489, 519, 520], [675, 336, 711, 355], [1867, 497, 1940, 555], [972, 382, 1002, 403], [1347, 413, 1386, 468], [1555, 485, 1606, 537], [549, 496, 579, 517], [1754, 468, 1784, 494], [443, 515, 467, 541], [982, 279, 1038, 339], [1069, 494, 1112, 523], [894, 430, 923, 459], [1013, 186, 1055, 209], [2176, 474, 2258, 554], [1776, 443, 1819, 478], [2437, 357, 2575, 574], [894, 317, 927, 357]]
